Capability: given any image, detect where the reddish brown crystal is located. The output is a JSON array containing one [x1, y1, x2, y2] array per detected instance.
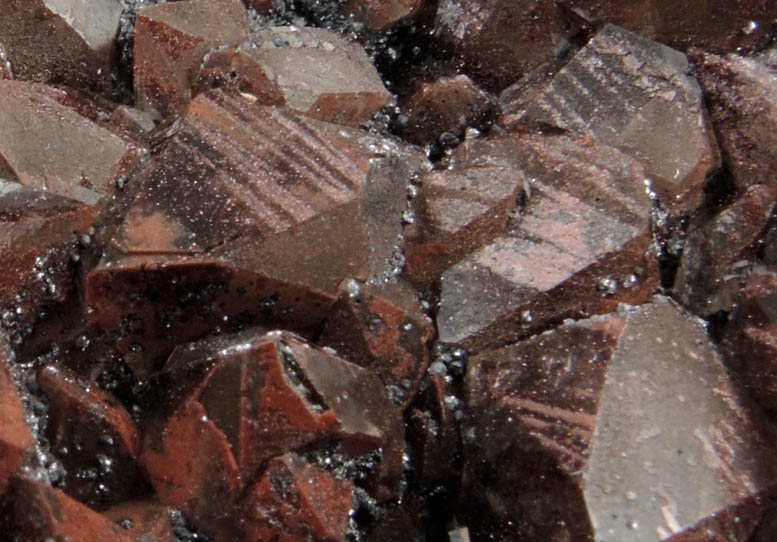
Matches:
[[0, 80, 141, 203], [505, 24, 720, 212], [242, 0, 273, 12], [85, 252, 335, 377], [142, 329, 402, 537], [320, 279, 435, 406], [433, 0, 569, 91], [463, 297, 777, 542], [397, 74, 498, 145], [103, 499, 178, 542], [242, 453, 354, 542], [436, 132, 657, 350], [110, 105, 159, 139], [0, 343, 33, 496], [37, 365, 144, 508], [0, 0, 123, 92], [721, 270, 777, 418], [404, 165, 524, 285], [406, 373, 460, 488], [0, 180, 95, 333], [133, 0, 251, 113], [86, 88, 426, 365], [694, 51, 777, 194], [199, 27, 391, 126], [560, 0, 777, 54], [673, 184, 776, 315], [141, 397, 241, 539], [463, 312, 625, 541], [0, 476, 134, 542]]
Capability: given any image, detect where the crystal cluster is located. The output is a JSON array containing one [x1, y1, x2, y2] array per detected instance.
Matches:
[[0, 1, 776, 541]]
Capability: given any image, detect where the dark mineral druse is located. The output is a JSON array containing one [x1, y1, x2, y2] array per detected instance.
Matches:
[[1, 1, 777, 542]]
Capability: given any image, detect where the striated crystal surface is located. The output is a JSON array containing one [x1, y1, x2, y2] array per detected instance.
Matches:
[[437, 132, 657, 350], [463, 297, 777, 542], [86, 87, 427, 366], [505, 24, 720, 212], [0, 1, 775, 540]]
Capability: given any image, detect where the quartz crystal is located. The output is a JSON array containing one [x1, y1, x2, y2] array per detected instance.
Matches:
[[199, 26, 391, 126], [0, 0, 123, 92], [694, 51, 777, 193], [0, 1, 776, 540], [133, 0, 251, 113], [464, 297, 777, 541], [437, 132, 657, 349], [86, 88, 427, 366], [505, 24, 720, 212], [433, 0, 569, 91], [0, 81, 141, 203], [0, 340, 32, 496]]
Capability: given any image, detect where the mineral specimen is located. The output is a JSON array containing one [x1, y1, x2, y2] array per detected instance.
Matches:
[[0, 0, 123, 92], [142, 329, 402, 539], [694, 51, 777, 193], [198, 26, 391, 126], [133, 0, 251, 113], [436, 132, 657, 349], [505, 24, 720, 212], [86, 87, 426, 367], [0, 1, 775, 541], [463, 297, 777, 541]]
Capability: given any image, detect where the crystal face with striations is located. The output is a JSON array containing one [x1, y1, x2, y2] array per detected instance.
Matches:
[[463, 297, 777, 542], [436, 132, 657, 349], [1, 0, 777, 541], [86, 87, 427, 368], [505, 24, 720, 212]]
